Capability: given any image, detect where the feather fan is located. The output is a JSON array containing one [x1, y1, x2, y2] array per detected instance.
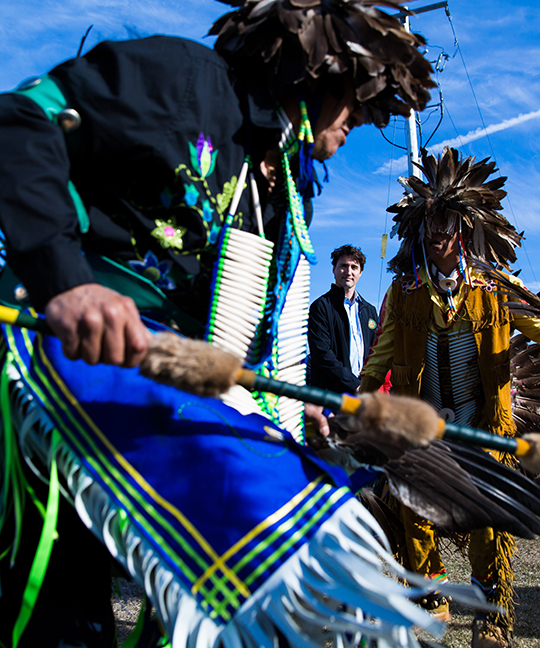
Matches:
[[316, 416, 540, 539]]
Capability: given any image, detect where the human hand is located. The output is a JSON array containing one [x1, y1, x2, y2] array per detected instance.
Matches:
[[304, 403, 331, 438], [45, 283, 151, 367]]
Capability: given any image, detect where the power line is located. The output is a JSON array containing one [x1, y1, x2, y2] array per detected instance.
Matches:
[[444, 5, 537, 284]]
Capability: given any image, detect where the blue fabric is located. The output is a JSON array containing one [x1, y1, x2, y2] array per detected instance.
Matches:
[[3, 321, 355, 625], [349, 467, 380, 493]]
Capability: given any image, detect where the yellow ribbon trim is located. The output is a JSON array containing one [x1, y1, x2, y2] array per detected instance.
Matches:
[[192, 475, 324, 595], [34, 333, 251, 598]]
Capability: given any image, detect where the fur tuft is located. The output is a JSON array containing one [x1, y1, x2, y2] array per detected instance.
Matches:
[[140, 333, 243, 397], [354, 392, 441, 446], [520, 433, 540, 474]]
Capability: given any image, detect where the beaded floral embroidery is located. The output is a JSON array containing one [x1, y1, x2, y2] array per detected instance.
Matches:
[[189, 133, 218, 178], [147, 132, 242, 253], [150, 218, 188, 252], [402, 279, 417, 294], [128, 251, 176, 290], [473, 277, 497, 292]]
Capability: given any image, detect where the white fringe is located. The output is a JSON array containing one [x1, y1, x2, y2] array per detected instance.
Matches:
[[5, 364, 486, 648]]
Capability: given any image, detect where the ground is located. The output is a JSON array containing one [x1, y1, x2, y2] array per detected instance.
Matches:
[[428, 537, 540, 647], [112, 537, 540, 647]]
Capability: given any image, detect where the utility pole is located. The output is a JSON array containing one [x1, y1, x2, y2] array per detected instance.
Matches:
[[399, 2, 449, 178]]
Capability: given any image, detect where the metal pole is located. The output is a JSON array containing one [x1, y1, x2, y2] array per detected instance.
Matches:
[[399, 2, 448, 179], [403, 13, 422, 179], [392, 1, 448, 20]]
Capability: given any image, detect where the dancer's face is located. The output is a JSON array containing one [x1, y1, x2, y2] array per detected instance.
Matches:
[[424, 230, 460, 273], [312, 86, 364, 161]]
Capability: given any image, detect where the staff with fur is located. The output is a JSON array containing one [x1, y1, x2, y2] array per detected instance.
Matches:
[[142, 331, 540, 472], [3, 305, 539, 471]]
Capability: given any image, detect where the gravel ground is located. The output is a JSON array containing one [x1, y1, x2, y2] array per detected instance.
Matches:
[[112, 537, 540, 647], [430, 537, 540, 647]]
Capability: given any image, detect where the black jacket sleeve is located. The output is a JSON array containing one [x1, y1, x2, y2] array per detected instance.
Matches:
[[308, 297, 361, 394], [0, 92, 95, 310], [0, 36, 259, 315]]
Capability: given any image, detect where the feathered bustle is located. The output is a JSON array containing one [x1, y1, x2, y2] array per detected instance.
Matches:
[[465, 260, 540, 444], [388, 147, 522, 275], [210, 0, 436, 127]]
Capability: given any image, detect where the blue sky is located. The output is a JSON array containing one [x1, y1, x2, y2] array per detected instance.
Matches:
[[1, 0, 539, 309]]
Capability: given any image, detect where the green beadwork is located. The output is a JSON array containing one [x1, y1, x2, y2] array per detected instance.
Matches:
[[281, 152, 317, 263], [278, 101, 317, 264], [151, 218, 188, 251], [298, 100, 314, 145]]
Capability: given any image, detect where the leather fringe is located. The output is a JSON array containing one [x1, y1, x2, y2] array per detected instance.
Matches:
[[486, 530, 517, 633], [389, 310, 431, 333], [467, 307, 511, 332]]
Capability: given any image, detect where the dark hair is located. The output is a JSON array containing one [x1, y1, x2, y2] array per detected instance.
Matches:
[[331, 245, 366, 271]]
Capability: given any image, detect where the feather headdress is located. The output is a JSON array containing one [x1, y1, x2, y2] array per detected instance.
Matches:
[[388, 146, 523, 276], [210, 0, 435, 127]]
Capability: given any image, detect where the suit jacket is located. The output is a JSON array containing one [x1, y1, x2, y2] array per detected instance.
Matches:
[[308, 283, 378, 394]]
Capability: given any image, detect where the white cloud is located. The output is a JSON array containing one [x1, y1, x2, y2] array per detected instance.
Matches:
[[375, 109, 540, 176]]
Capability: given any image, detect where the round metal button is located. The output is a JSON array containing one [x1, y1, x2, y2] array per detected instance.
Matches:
[[14, 284, 29, 302], [57, 108, 82, 133], [438, 407, 455, 423]]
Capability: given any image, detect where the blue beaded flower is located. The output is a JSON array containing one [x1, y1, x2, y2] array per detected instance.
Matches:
[[184, 184, 200, 207], [202, 199, 214, 223], [128, 251, 176, 291], [208, 222, 221, 244]]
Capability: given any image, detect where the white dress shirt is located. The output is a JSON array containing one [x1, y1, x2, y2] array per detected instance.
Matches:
[[344, 292, 364, 377]]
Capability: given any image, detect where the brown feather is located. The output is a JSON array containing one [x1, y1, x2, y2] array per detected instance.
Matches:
[[388, 148, 522, 276], [210, 0, 435, 127]]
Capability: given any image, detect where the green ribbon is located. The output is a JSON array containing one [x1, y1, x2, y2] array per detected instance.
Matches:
[[1, 354, 25, 566], [120, 594, 148, 648], [10, 412, 61, 647]]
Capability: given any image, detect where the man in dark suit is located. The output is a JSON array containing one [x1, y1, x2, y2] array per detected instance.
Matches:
[[308, 245, 378, 394]]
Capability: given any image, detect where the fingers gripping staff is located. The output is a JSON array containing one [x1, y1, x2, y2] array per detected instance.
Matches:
[[44, 284, 150, 367]]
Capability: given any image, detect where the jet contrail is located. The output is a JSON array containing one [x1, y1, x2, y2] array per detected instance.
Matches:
[[375, 109, 540, 176]]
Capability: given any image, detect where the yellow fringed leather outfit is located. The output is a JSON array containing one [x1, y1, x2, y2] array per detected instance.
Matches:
[[361, 267, 540, 632]]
